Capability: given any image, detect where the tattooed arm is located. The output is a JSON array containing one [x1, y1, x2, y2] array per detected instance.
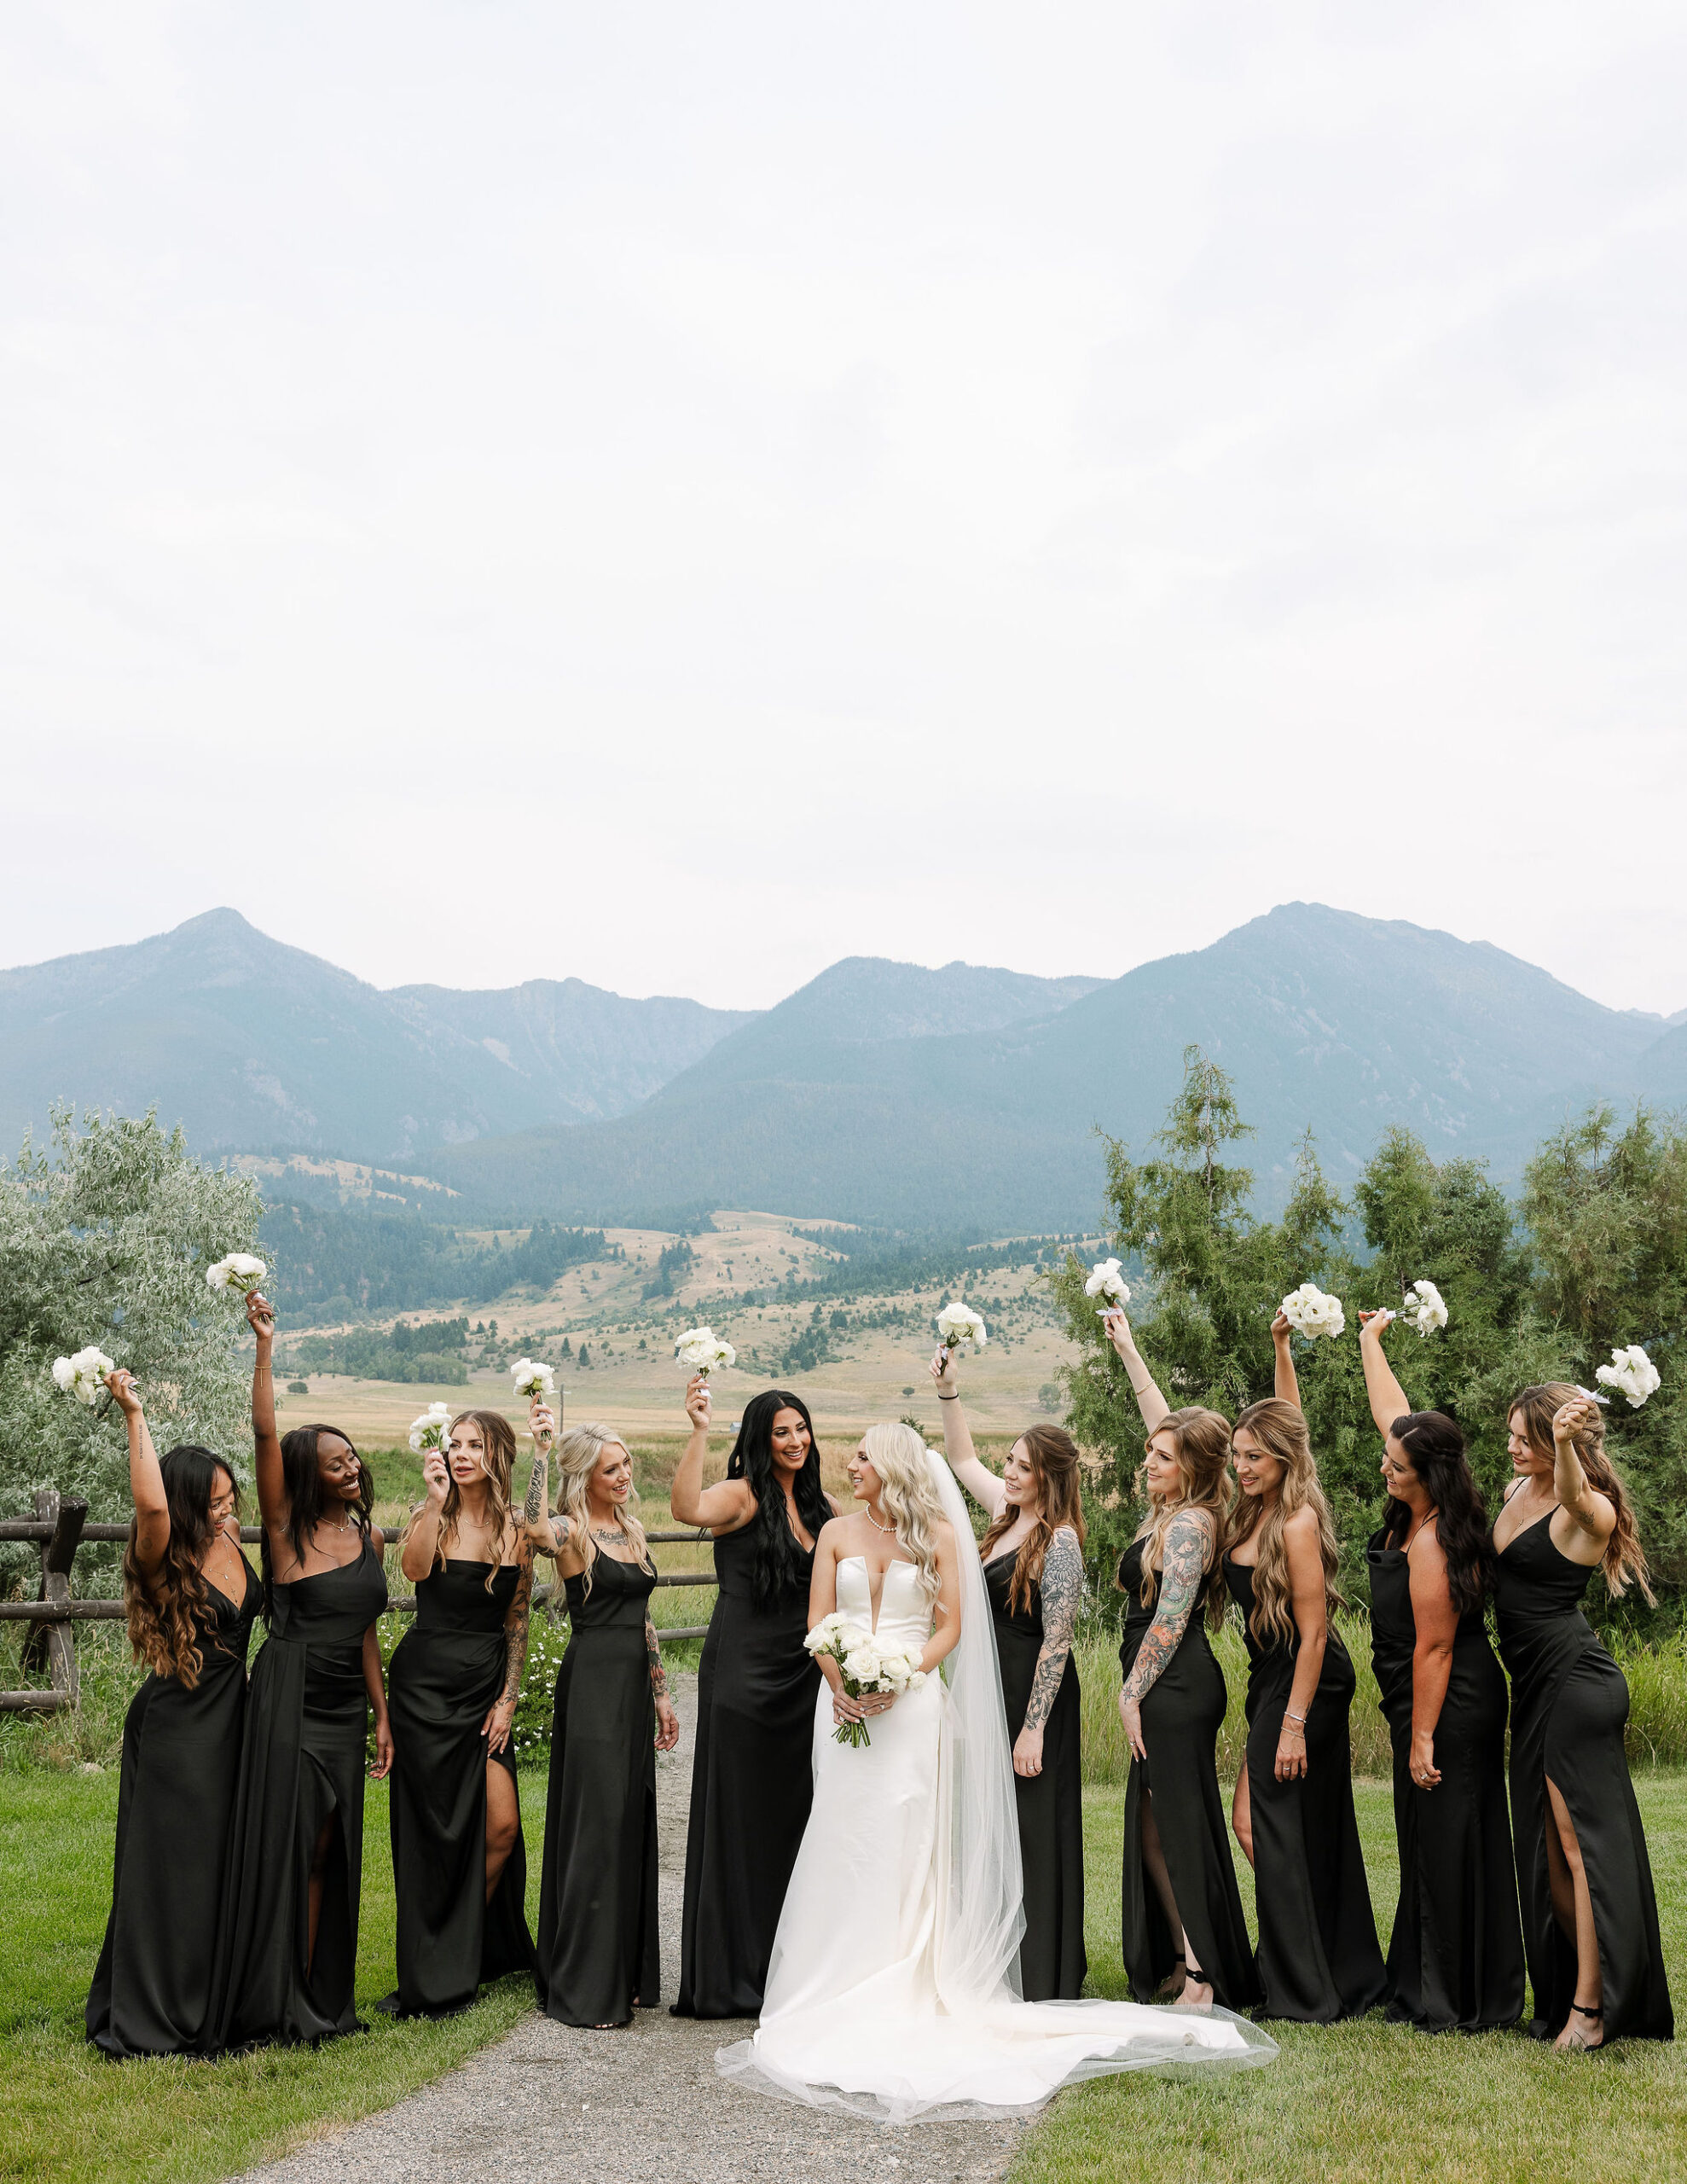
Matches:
[[482, 1549, 534, 1756], [646, 1612, 681, 1752], [520, 1398, 565, 1555], [1012, 1525, 1084, 1780], [1118, 1508, 1214, 1760]]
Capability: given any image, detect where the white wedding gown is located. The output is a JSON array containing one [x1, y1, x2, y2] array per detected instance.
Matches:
[[717, 1469, 1275, 2124]]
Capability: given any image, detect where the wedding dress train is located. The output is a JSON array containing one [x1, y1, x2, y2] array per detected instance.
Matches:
[[717, 1460, 1275, 2123]]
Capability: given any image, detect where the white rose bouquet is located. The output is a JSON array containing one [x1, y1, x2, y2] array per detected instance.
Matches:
[[512, 1359, 557, 1400], [51, 1345, 117, 1406], [1084, 1258, 1131, 1315], [935, 1300, 988, 1357], [1398, 1280, 1448, 1338], [804, 1612, 927, 1748], [409, 1401, 454, 1453], [1595, 1344, 1661, 1410], [675, 1327, 736, 1378], [1278, 1282, 1346, 1339], [206, 1252, 267, 1298]]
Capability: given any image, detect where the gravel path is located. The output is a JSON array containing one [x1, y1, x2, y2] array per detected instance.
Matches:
[[231, 1675, 1025, 2184]]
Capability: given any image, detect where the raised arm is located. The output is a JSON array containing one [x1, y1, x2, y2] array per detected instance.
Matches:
[[246, 1290, 287, 1532], [1551, 1397, 1617, 1548], [927, 1348, 1006, 1518], [1102, 1310, 1171, 1433], [1271, 1310, 1302, 1412], [668, 1377, 756, 1533], [1357, 1310, 1412, 1438], [519, 1398, 567, 1557], [1406, 1527, 1458, 1792], [481, 1548, 533, 1757], [107, 1370, 169, 1578], [1014, 1524, 1084, 1778], [400, 1449, 449, 1582], [1118, 1507, 1214, 1760]]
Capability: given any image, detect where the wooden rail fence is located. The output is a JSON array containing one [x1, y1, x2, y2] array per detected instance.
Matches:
[[0, 1489, 719, 1716]]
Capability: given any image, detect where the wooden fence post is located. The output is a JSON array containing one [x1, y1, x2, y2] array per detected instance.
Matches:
[[17, 1487, 88, 1702]]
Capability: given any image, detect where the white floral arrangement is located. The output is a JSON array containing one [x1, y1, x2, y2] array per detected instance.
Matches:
[[936, 1300, 988, 1356], [675, 1326, 736, 1378], [206, 1252, 267, 1298], [1084, 1258, 1131, 1316], [804, 1612, 926, 1749], [1278, 1282, 1346, 1339], [1595, 1344, 1661, 1410], [1399, 1280, 1448, 1338], [409, 1401, 453, 1453], [512, 1359, 557, 1400], [51, 1345, 117, 1406]]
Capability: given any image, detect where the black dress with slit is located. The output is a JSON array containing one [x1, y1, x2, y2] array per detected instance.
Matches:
[[1367, 1533, 1523, 2030], [536, 1553, 660, 2027], [211, 1542, 388, 2049], [86, 1560, 261, 2057], [985, 1541, 1086, 2001], [1494, 1513, 1673, 2042], [673, 1522, 820, 2017], [1223, 1554, 1388, 2023], [387, 1560, 536, 2017], [1117, 1540, 1259, 2013]]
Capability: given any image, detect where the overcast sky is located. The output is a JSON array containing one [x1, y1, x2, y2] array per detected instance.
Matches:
[[3, 3, 1685, 1014]]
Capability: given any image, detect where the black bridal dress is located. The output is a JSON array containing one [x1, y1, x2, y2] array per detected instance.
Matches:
[[1366, 1534, 1524, 2030], [1495, 1515, 1673, 2042], [1223, 1556, 1388, 2023], [387, 1560, 536, 2017], [1117, 1542, 1260, 2013], [86, 1560, 261, 2057], [536, 1554, 660, 2027], [985, 1543, 1087, 2001], [673, 1523, 820, 2017], [211, 1542, 389, 2048]]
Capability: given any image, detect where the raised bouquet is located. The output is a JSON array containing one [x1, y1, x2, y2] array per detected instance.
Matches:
[[51, 1345, 117, 1406], [409, 1402, 453, 1453], [512, 1359, 557, 1401], [1398, 1279, 1448, 1338], [804, 1612, 926, 1748], [206, 1252, 267, 1298], [935, 1299, 988, 1357], [1278, 1282, 1345, 1339], [1595, 1344, 1661, 1410], [1084, 1258, 1131, 1316], [675, 1326, 736, 1378]]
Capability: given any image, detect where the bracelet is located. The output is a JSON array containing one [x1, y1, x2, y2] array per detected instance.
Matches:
[[1283, 1709, 1307, 1726], [937, 1392, 959, 1402]]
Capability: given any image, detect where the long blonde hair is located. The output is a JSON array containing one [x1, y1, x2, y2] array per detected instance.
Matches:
[[556, 1421, 653, 1599], [428, 1409, 519, 1591], [1224, 1398, 1342, 1647], [1511, 1383, 1655, 1602], [1128, 1406, 1231, 1633], [978, 1423, 1087, 1613], [861, 1422, 947, 1600]]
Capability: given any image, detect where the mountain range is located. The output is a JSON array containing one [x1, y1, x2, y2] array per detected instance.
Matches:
[[3, 905, 1683, 1231]]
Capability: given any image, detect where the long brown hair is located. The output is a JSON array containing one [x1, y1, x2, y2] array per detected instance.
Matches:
[[978, 1424, 1087, 1614], [1224, 1397, 1342, 1647], [1125, 1406, 1231, 1632], [1510, 1384, 1655, 1602], [123, 1446, 241, 1688], [434, 1409, 519, 1590]]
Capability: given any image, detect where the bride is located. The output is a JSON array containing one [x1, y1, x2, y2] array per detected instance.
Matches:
[[717, 1424, 1274, 2123]]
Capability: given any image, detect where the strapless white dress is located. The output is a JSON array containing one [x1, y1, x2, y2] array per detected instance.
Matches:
[[717, 1554, 1273, 2123]]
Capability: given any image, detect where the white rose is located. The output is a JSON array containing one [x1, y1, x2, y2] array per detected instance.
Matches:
[[51, 1356, 77, 1392], [1280, 1282, 1345, 1339], [936, 1301, 988, 1353], [1084, 1258, 1131, 1306], [511, 1360, 556, 1398]]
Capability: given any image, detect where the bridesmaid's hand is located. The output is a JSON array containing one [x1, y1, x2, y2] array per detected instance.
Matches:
[[1099, 1308, 1137, 1361], [370, 1717, 395, 1780], [1012, 1722, 1045, 1778], [245, 1289, 275, 1343], [1409, 1727, 1441, 1791], [421, 1450, 449, 1507], [1273, 1717, 1307, 1782], [1358, 1308, 1395, 1345], [928, 1346, 959, 1397], [105, 1368, 143, 1418], [655, 1694, 680, 1751], [1118, 1689, 1147, 1763], [482, 1695, 516, 1756], [684, 1374, 712, 1432], [528, 1397, 555, 1449], [1270, 1310, 1294, 1350]]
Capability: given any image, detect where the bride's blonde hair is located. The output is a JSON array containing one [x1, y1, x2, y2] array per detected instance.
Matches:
[[861, 1422, 947, 1600]]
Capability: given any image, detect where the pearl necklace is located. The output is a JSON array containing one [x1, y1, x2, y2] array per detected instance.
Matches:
[[863, 1506, 894, 1536]]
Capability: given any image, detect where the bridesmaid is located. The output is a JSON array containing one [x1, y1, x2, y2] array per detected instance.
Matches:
[[212, 1292, 392, 2048], [1102, 1313, 1261, 2015], [1357, 1312, 1524, 2031], [1225, 1330, 1386, 2022], [1494, 1384, 1673, 2048], [386, 1409, 536, 2018], [86, 1372, 261, 2057], [929, 1345, 1087, 2000], [670, 1382, 838, 2017], [523, 1411, 679, 2027]]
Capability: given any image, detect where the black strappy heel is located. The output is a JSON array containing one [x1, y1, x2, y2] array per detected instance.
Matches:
[[1564, 2000, 1606, 2053]]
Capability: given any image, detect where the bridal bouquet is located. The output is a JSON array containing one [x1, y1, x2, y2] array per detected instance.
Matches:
[[1398, 1280, 1448, 1338], [1278, 1282, 1345, 1339], [805, 1612, 926, 1749], [206, 1252, 267, 1298], [512, 1359, 557, 1400], [675, 1326, 736, 1378], [936, 1300, 988, 1357], [51, 1345, 117, 1406], [1084, 1258, 1131, 1315], [409, 1402, 453, 1453], [1595, 1344, 1661, 1410]]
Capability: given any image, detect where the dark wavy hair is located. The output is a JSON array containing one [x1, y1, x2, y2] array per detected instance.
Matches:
[[260, 1422, 374, 1622], [1382, 1411, 1494, 1617], [123, 1446, 241, 1687], [725, 1388, 831, 1612]]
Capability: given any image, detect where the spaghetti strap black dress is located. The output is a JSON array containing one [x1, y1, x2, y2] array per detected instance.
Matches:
[[1495, 1514, 1673, 2042], [1367, 1533, 1523, 2030], [86, 1560, 261, 2057], [387, 1560, 536, 2017], [673, 1522, 820, 2017], [985, 1545, 1086, 2001], [211, 1542, 389, 2049], [536, 1554, 660, 2027], [1117, 1542, 1259, 2013], [1224, 1555, 1387, 2023]]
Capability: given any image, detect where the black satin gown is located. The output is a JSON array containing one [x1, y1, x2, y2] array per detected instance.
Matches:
[[1117, 1541, 1259, 2013], [387, 1560, 536, 2017], [1224, 1555, 1388, 2022], [985, 1544, 1086, 2001], [211, 1542, 388, 2048], [1367, 1534, 1524, 2030], [86, 1560, 261, 2056], [536, 1554, 660, 2027], [673, 1522, 820, 2017], [1495, 1514, 1673, 2042]]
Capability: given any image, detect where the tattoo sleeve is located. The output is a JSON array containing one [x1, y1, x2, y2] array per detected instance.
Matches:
[[523, 1441, 548, 1529], [644, 1613, 669, 1699], [500, 1559, 534, 1707], [1022, 1526, 1084, 1734], [1122, 1510, 1211, 1712]]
